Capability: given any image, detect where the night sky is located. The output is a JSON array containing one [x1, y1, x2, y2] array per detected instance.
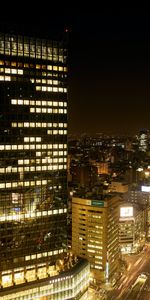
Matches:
[[1, 7, 150, 136]]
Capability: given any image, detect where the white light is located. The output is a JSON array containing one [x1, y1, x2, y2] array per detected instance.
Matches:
[[141, 186, 150, 192], [120, 207, 133, 217]]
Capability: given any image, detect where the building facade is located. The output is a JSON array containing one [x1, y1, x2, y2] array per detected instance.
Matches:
[[0, 258, 90, 300], [72, 195, 120, 283], [0, 31, 70, 295], [119, 204, 146, 254]]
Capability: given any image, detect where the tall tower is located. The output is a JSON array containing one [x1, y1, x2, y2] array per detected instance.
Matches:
[[0, 31, 68, 291]]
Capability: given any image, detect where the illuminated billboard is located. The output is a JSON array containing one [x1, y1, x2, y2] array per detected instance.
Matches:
[[120, 206, 133, 218], [141, 186, 150, 192]]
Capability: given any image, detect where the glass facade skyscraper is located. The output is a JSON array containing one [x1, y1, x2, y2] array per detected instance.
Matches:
[[0, 31, 68, 290]]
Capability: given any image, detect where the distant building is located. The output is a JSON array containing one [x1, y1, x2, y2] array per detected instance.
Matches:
[[128, 185, 150, 207], [70, 164, 98, 188], [109, 181, 129, 194], [72, 194, 120, 284], [90, 160, 109, 175], [119, 203, 146, 254], [138, 129, 149, 152]]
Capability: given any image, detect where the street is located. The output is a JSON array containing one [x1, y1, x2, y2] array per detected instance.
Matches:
[[107, 244, 150, 299], [88, 244, 150, 299]]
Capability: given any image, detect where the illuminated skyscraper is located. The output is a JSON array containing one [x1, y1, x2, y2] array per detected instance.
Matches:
[[138, 129, 149, 152], [72, 195, 120, 284], [0, 31, 70, 295]]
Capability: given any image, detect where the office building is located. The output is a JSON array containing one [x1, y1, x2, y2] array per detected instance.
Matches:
[[0, 257, 90, 300], [72, 194, 120, 284], [0, 31, 90, 299], [119, 204, 146, 254]]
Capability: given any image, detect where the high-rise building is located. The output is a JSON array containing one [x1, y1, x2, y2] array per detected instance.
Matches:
[[0, 30, 82, 299], [0, 30, 90, 300], [72, 194, 120, 284]]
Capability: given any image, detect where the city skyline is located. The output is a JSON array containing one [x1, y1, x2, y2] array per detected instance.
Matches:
[[1, 16, 150, 299]]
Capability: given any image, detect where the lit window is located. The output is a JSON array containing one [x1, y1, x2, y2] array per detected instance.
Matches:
[[47, 79, 52, 85], [42, 86, 46, 91], [36, 152, 41, 156], [6, 145, 11, 150], [53, 87, 58, 92], [53, 80, 58, 85], [36, 64, 41, 70], [47, 130, 52, 134], [36, 137, 41, 142], [53, 144, 58, 149], [5, 76, 11, 81], [18, 99, 23, 105], [36, 86, 41, 91], [53, 66, 58, 71], [0, 183, 5, 188], [18, 69, 23, 75], [11, 99, 17, 105], [11, 69, 17, 74], [24, 137, 29, 142], [24, 122, 29, 127], [47, 87, 52, 92], [53, 151, 58, 156], [59, 130, 63, 135], [47, 65, 52, 70], [53, 130, 58, 134], [11, 122, 17, 127], [24, 100, 29, 105], [36, 108, 41, 113], [30, 100, 35, 105], [5, 68, 10, 73]]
